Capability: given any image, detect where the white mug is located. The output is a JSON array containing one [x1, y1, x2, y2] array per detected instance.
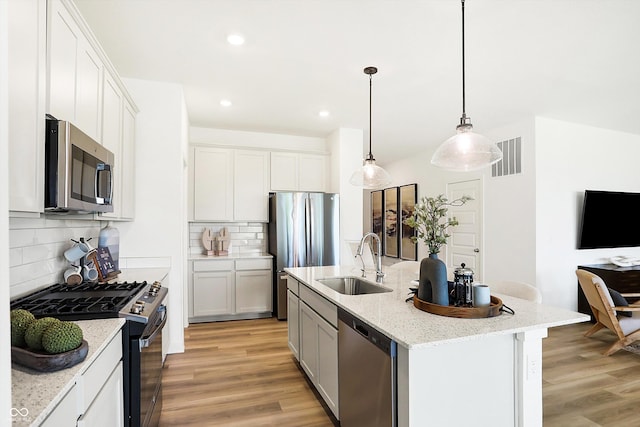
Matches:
[[64, 265, 83, 285], [83, 265, 99, 282], [473, 284, 491, 307], [64, 242, 90, 262]]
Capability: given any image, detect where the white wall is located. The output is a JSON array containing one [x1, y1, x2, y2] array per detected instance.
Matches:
[[190, 126, 328, 153], [379, 118, 537, 287], [1, 2, 12, 420], [120, 78, 187, 354], [327, 128, 364, 266], [535, 117, 640, 310]]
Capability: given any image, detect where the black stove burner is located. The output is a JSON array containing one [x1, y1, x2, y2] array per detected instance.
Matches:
[[10, 281, 148, 321]]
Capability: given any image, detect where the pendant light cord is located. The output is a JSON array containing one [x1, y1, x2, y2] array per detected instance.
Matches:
[[461, 0, 466, 119], [368, 72, 373, 160]]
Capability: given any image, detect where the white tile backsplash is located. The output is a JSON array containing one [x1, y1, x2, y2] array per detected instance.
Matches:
[[189, 222, 267, 255], [9, 216, 103, 298]]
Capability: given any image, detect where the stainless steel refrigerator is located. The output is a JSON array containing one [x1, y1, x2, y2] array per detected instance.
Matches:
[[269, 192, 340, 319]]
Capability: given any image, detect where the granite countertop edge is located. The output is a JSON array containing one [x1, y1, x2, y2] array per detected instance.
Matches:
[[285, 265, 590, 350], [189, 253, 273, 260]]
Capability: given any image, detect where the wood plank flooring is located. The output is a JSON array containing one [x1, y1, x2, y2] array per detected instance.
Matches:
[[160, 318, 640, 426], [159, 318, 336, 427]]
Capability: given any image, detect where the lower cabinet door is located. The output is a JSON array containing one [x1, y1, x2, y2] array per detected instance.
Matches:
[[192, 271, 235, 316], [287, 290, 300, 360], [41, 384, 78, 427], [299, 302, 318, 383], [235, 270, 272, 313], [77, 361, 124, 427]]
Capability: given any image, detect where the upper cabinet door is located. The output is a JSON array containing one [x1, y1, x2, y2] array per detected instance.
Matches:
[[193, 147, 234, 221], [8, 0, 46, 214], [100, 72, 123, 219], [119, 102, 136, 220], [74, 40, 102, 141], [298, 154, 327, 192], [234, 150, 269, 221], [47, 0, 80, 121], [270, 152, 298, 191]]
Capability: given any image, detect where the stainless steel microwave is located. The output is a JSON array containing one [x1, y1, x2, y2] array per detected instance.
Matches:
[[45, 117, 114, 213]]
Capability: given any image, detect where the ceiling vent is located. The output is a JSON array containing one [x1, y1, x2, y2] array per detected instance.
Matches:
[[492, 137, 522, 177]]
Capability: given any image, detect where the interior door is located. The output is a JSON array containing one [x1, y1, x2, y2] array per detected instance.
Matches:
[[446, 179, 483, 280]]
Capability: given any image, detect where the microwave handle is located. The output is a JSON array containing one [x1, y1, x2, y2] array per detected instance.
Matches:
[[95, 163, 112, 204]]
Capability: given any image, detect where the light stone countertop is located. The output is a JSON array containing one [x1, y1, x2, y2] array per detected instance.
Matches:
[[11, 318, 125, 427], [285, 265, 590, 350], [189, 252, 273, 261]]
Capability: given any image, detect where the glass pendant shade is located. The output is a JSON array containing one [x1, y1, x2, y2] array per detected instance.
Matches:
[[431, 124, 502, 172], [349, 158, 392, 189]]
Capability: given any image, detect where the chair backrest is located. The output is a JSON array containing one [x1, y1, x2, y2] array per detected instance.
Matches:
[[576, 269, 624, 338], [490, 280, 542, 303], [387, 261, 420, 274]]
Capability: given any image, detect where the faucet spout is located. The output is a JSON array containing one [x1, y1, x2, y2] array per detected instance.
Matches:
[[356, 232, 385, 282]]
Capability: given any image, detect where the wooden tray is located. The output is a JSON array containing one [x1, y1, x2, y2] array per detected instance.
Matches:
[[413, 295, 503, 318], [11, 340, 88, 372]]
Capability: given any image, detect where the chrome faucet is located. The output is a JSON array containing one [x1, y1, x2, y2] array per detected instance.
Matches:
[[356, 232, 385, 283]]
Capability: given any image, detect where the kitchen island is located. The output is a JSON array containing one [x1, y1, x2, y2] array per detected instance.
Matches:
[[285, 265, 589, 427]]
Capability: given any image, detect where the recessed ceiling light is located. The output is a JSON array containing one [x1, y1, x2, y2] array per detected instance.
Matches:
[[220, 99, 232, 107], [318, 110, 330, 117], [227, 34, 245, 46]]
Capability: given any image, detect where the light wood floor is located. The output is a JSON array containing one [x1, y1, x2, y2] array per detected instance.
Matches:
[[160, 318, 640, 426]]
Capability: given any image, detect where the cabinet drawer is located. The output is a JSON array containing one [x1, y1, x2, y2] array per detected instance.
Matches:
[[300, 284, 337, 328], [235, 258, 272, 271], [287, 275, 299, 296], [77, 330, 122, 412], [193, 260, 234, 272]]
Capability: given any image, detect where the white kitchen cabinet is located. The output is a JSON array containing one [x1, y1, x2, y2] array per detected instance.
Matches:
[[120, 102, 136, 220], [77, 361, 124, 427], [299, 300, 339, 418], [40, 384, 78, 427], [287, 289, 300, 361], [270, 152, 328, 192], [7, 0, 46, 214], [47, 0, 103, 141], [100, 70, 123, 219], [233, 150, 269, 221], [298, 154, 327, 192], [292, 283, 339, 418], [189, 258, 273, 322], [192, 271, 235, 317], [236, 270, 272, 313], [192, 147, 269, 222], [192, 147, 234, 221]]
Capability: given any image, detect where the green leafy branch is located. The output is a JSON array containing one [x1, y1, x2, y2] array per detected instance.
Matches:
[[404, 194, 473, 254]]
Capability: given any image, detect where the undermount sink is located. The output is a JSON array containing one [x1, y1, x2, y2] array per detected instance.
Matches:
[[316, 276, 393, 295]]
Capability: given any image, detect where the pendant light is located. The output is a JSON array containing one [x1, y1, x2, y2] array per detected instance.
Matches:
[[431, 0, 502, 172], [350, 66, 392, 189]]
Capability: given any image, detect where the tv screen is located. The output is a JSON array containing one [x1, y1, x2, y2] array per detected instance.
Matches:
[[578, 190, 640, 249]]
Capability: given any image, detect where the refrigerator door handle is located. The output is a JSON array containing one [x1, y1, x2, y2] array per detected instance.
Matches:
[[305, 196, 312, 265]]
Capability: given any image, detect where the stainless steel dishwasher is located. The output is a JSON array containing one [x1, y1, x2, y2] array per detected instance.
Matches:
[[338, 308, 397, 427]]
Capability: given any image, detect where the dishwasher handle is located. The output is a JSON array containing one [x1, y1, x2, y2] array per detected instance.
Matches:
[[339, 308, 396, 356]]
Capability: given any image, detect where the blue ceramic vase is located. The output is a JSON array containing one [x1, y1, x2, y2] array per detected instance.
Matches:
[[418, 253, 449, 306]]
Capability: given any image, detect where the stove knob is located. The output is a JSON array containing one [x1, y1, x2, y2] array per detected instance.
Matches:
[[131, 301, 145, 314]]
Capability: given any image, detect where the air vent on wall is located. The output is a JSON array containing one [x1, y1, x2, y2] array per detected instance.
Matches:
[[492, 137, 522, 177]]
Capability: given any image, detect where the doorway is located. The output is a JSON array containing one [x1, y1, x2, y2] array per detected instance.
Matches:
[[446, 179, 483, 280]]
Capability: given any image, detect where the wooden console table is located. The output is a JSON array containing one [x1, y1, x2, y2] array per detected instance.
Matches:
[[577, 264, 640, 317]]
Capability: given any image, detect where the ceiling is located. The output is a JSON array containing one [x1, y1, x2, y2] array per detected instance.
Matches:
[[74, 0, 640, 164]]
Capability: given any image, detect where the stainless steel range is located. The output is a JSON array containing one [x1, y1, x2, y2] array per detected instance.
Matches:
[[11, 280, 168, 427]]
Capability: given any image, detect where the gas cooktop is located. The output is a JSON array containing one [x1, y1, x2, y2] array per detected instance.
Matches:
[[10, 281, 149, 321]]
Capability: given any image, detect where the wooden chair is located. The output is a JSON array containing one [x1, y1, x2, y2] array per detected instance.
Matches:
[[576, 269, 640, 356]]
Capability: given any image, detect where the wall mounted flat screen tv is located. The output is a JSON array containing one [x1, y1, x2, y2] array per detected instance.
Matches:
[[578, 190, 640, 249]]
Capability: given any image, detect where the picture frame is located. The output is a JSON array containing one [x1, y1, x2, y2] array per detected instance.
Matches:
[[371, 190, 384, 255], [383, 187, 399, 258], [399, 183, 418, 260]]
